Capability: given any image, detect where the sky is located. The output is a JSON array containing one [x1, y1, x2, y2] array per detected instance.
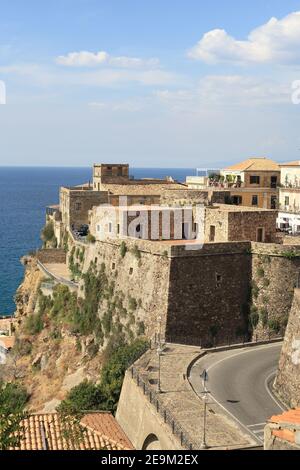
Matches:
[[1, 0, 300, 167]]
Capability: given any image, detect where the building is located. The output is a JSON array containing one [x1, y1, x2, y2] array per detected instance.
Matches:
[[278, 161, 300, 234], [92, 163, 185, 195], [89, 205, 198, 242], [264, 409, 300, 450], [205, 205, 278, 243], [222, 157, 280, 209], [186, 157, 280, 209], [0, 336, 15, 364], [9, 412, 133, 451]]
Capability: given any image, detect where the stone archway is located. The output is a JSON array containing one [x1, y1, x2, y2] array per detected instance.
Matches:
[[142, 433, 162, 450]]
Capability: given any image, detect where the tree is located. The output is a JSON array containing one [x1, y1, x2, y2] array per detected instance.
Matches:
[[0, 381, 29, 450]]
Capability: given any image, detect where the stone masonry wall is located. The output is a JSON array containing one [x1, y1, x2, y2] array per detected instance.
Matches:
[[274, 289, 300, 408], [81, 238, 171, 340], [37, 249, 66, 264], [251, 244, 300, 341], [166, 243, 252, 346]]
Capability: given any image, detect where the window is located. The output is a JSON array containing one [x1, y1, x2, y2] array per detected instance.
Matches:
[[256, 228, 264, 243], [252, 195, 258, 206], [216, 273, 222, 288], [271, 196, 277, 210], [129, 267, 133, 275], [108, 222, 112, 233], [97, 224, 101, 233], [285, 196, 290, 206], [75, 202, 82, 211], [232, 195, 242, 205], [271, 176, 278, 188], [112, 262, 116, 270], [209, 225, 216, 242], [117, 224, 120, 235], [250, 175, 260, 185]]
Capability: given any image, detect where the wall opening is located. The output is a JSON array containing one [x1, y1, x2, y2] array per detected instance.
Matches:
[[142, 433, 161, 450]]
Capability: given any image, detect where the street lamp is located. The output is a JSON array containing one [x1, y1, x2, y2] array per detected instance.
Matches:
[[157, 344, 163, 393], [200, 369, 209, 450], [157, 315, 163, 393]]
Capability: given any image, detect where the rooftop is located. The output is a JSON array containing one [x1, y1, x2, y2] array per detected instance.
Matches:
[[10, 412, 133, 451], [279, 160, 300, 167], [224, 157, 280, 172], [210, 204, 276, 213], [0, 336, 15, 350]]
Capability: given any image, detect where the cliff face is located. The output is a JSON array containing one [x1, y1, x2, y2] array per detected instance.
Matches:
[[274, 289, 300, 408], [4, 256, 106, 412]]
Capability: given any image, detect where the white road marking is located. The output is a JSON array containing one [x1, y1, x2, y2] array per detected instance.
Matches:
[[248, 423, 266, 428], [205, 342, 283, 374], [264, 370, 286, 412], [191, 342, 285, 445]]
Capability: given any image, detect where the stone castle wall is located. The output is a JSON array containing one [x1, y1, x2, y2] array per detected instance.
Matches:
[[274, 289, 300, 408], [63, 236, 300, 347], [166, 243, 251, 346], [251, 244, 300, 340], [37, 249, 66, 265]]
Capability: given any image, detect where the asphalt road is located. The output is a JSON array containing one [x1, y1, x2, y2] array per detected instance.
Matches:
[[189, 343, 287, 444]]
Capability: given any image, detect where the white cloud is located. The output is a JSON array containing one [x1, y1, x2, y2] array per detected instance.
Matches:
[[188, 11, 300, 65], [0, 63, 175, 88], [155, 75, 290, 112], [56, 50, 159, 68], [89, 100, 145, 112]]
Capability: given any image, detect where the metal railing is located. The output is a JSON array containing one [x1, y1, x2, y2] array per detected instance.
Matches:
[[130, 365, 197, 450], [37, 260, 79, 290]]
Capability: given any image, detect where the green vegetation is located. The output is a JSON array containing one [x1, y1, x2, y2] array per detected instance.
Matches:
[[256, 267, 265, 278], [57, 380, 105, 414], [251, 281, 259, 299], [87, 234, 96, 244], [120, 241, 127, 258], [249, 310, 259, 329], [260, 308, 268, 327], [128, 297, 137, 311], [281, 250, 300, 260], [131, 245, 141, 260], [41, 221, 57, 247], [0, 381, 29, 450], [24, 312, 44, 335], [268, 318, 281, 334], [58, 338, 149, 414]]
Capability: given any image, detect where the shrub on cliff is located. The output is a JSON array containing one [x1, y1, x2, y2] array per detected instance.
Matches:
[[24, 312, 44, 335], [57, 380, 107, 414], [0, 381, 29, 413], [58, 338, 149, 415], [0, 381, 29, 450], [41, 221, 57, 247], [100, 338, 149, 412], [120, 241, 127, 258]]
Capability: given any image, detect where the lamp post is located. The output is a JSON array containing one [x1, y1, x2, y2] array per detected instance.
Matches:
[[157, 315, 163, 393], [157, 344, 163, 393], [200, 369, 209, 450]]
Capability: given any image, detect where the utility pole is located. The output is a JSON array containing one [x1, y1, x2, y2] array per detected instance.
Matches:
[[200, 369, 209, 450]]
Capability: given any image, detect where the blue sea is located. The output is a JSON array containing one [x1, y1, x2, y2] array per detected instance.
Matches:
[[0, 167, 195, 315]]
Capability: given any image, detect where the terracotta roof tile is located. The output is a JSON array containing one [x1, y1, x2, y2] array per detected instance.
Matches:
[[224, 157, 280, 172], [0, 336, 15, 349], [270, 408, 300, 426], [9, 413, 134, 451]]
